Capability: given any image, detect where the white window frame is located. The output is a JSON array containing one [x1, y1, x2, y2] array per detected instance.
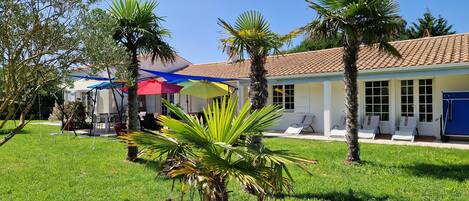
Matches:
[[272, 84, 294, 111], [400, 80, 414, 117], [418, 79, 433, 123], [364, 81, 390, 121]]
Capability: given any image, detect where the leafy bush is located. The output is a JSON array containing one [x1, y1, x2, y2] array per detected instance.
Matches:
[[131, 96, 316, 201], [49, 101, 87, 128]]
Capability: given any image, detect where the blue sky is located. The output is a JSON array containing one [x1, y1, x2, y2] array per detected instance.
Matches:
[[99, 0, 469, 64]]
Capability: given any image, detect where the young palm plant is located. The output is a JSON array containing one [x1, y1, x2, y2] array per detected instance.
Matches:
[[130, 96, 316, 201], [304, 0, 402, 162], [218, 11, 300, 110], [109, 0, 175, 132]]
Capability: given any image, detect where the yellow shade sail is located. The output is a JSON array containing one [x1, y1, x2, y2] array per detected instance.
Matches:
[[178, 80, 232, 99]]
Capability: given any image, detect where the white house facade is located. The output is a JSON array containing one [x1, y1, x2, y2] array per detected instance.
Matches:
[[65, 33, 469, 139], [176, 33, 469, 139]]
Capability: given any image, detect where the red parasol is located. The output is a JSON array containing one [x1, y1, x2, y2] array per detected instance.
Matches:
[[122, 79, 182, 95]]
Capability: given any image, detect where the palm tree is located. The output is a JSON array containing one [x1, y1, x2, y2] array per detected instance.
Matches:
[[218, 11, 299, 110], [130, 97, 316, 201], [304, 0, 402, 162], [109, 0, 175, 132], [407, 9, 455, 39]]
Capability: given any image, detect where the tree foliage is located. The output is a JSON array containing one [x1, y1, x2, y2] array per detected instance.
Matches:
[[109, 0, 176, 132], [286, 35, 341, 54], [218, 11, 300, 110], [304, 0, 402, 162], [407, 9, 455, 39], [0, 0, 93, 146], [79, 8, 129, 80], [130, 96, 316, 201]]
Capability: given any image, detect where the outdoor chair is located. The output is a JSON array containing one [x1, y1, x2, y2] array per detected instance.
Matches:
[[358, 115, 381, 139], [284, 114, 316, 135], [392, 116, 418, 142], [142, 113, 162, 131], [93, 114, 107, 129], [330, 116, 347, 138]]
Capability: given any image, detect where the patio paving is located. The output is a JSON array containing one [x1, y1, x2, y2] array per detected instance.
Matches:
[[264, 132, 469, 150]]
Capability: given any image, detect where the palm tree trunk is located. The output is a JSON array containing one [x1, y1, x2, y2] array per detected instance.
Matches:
[[213, 175, 229, 201], [249, 56, 268, 110], [126, 48, 139, 161], [343, 40, 360, 162], [127, 48, 140, 132]]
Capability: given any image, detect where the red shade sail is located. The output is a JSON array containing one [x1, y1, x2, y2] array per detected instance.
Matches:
[[122, 79, 182, 95]]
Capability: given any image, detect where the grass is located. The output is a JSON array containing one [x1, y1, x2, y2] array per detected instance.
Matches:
[[1, 123, 469, 201]]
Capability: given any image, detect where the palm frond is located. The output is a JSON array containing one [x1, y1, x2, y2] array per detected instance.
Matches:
[[219, 10, 296, 61], [109, 0, 175, 63], [132, 96, 316, 199]]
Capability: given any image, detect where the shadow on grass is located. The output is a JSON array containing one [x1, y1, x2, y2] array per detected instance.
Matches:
[[135, 158, 164, 172], [0, 129, 30, 135], [404, 163, 469, 182], [279, 189, 392, 201]]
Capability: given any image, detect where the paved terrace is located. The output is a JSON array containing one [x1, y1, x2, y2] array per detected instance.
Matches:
[[264, 133, 469, 150]]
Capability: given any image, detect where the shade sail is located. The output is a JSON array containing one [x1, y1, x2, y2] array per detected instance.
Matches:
[[178, 80, 230, 99], [72, 75, 115, 81], [140, 69, 236, 84], [122, 79, 182, 95], [87, 82, 125, 90]]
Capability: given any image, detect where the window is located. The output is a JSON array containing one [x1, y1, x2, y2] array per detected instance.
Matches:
[[400, 80, 414, 117], [161, 93, 174, 116], [272, 84, 294, 110], [365, 81, 389, 121], [419, 79, 433, 122]]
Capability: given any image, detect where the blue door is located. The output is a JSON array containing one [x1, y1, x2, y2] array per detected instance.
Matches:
[[443, 92, 469, 136]]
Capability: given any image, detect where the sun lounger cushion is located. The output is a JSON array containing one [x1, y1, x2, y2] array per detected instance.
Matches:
[[392, 116, 417, 142], [358, 116, 380, 139], [284, 126, 304, 135], [284, 114, 316, 135]]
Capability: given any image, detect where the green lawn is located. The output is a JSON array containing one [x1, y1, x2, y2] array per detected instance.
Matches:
[[1, 123, 469, 201]]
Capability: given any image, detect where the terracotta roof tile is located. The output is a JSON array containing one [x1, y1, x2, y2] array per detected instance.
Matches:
[[177, 33, 469, 78]]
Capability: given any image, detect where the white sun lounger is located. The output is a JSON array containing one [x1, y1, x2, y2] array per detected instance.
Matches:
[[330, 116, 347, 138], [358, 115, 380, 139], [392, 116, 418, 142], [284, 114, 316, 135]]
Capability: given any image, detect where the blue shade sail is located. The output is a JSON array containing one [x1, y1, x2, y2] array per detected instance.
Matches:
[[87, 82, 125, 90], [140, 69, 237, 84], [72, 75, 115, 81]]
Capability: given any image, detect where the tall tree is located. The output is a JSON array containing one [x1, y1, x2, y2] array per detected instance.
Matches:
[[0, 0, 91, 146], [304, 0, 402, 162], [286, 34, 341, 54], [109, 0, 175, 132], [218, 11, 299, 110], [407, 9, 455, 39]]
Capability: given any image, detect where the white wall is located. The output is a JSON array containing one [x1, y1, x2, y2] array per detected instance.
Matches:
[[268, 83, 324, 132], [264, 74, 469, 138], [331, 81, 346, 128], [138, 55, 192, 78], [332, 75, 469, 138]]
